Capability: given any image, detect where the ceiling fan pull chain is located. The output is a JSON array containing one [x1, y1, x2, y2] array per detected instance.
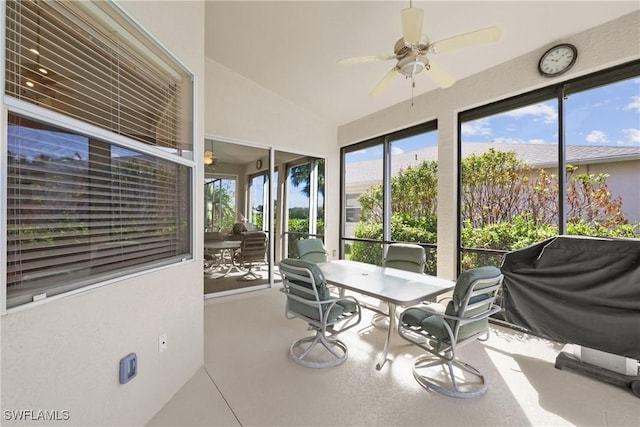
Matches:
[[411, 77, 415, 107]]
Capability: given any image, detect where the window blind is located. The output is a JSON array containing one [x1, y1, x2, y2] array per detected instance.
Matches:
[[6, 114, 191, 307], [4, 0, 194, 308], [4, 0, 190, 151]]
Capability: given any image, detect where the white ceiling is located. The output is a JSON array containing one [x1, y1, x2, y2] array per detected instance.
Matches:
[[206, 138, 306, 164], [205, 1, 639, 127]]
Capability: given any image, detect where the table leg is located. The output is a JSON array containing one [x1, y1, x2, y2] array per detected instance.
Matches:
[[204, 250, 222, 273], [207, 248, 236, 278], [375, 303, 396, 370]]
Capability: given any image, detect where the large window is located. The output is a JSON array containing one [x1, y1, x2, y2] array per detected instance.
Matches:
[[563, 77, 640, 232], [341, 122, 438, 274], [4, 0, 194, 308], [459, 62, 640, 271]]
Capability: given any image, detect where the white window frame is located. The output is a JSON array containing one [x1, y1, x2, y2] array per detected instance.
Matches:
[[1, 0, 197, 313]]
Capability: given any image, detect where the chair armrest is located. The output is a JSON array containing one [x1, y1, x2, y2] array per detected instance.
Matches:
[[434, 304, 502, 324], [322, 295, 362, 334]]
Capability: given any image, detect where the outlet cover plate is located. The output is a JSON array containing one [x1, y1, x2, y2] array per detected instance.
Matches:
[[159, 333, 167, 352]]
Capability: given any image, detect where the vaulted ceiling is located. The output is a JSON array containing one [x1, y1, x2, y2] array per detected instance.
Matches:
[[205, 1, 639, 127]]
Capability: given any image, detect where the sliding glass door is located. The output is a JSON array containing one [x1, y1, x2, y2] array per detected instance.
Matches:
[[284, 158, 325, 258], [203, 139, 328, 295], [204, 139, 271, 295]]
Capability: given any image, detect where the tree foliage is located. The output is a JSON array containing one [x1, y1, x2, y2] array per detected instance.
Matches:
[[204, 180, 236, 232], [358, 160, 438, 232], [350, 148, 638, 269], [461, 149, 630, 229]]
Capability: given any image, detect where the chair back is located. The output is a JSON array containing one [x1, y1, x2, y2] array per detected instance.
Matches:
[[279, 258, 335, 323], [238, 231, 267, 263], [279, 258, 361, 368], [296, 238, 328, 263], [230, 222, 249, 240], [445, 266, 503, 342], [384, 243, 426, 273]]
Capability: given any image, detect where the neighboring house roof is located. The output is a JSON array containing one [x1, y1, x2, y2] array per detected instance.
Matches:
[[345, 142, 640, 185]]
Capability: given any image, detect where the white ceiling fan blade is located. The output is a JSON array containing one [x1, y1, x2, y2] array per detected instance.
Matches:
[[401, 7, 424, 45], [431, 26, 502, 54], [370, 68, 399, 97], [426, 60, 456, 88], [337, 54, 396, 65]]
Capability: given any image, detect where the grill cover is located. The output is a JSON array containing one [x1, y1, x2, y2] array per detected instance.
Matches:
[[501, 235, 640, 360]]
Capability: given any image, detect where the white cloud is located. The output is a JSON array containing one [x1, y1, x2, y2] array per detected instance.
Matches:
[[586, 130, 608, 144], [624, 95, 640, 112], [622, 128, 640, 144], [502, 103, 558, 123], [489, 136, 552, 145], [391, 146, 404, 155], [461, 119, 491, 136]]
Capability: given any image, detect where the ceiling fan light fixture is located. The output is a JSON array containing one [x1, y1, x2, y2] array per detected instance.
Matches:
[[401, 7, 424, 45], [204, 150, 215, 165], [397, 56, 427, 77]]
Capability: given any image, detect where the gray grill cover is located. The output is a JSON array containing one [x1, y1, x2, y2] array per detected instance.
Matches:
[[501, 235, 640, 360]]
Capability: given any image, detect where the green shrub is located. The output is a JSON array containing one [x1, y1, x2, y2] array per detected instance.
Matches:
[[351, 223, 383, 265]]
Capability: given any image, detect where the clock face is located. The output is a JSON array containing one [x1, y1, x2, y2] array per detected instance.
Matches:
[[538, 44, 577, 77]]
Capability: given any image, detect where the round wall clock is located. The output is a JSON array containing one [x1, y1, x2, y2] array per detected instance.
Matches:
[[256, 159, 262, 170], [538, 43, 578, 77]]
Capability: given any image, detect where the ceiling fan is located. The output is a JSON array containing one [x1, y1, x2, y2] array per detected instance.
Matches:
[[338, 2, 502, 96]]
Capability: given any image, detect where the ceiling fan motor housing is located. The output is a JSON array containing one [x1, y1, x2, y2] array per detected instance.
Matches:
[[394, 38, 429, 55], [394, 37, 430, 77]]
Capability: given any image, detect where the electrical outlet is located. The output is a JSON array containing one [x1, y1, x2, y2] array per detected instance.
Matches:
[[158, 333, 167, 353], [332, 249, 337, 258]]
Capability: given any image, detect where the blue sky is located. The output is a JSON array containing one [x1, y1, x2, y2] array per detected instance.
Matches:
[[464, 77, 640, 147], [346, 76, 640, 162]]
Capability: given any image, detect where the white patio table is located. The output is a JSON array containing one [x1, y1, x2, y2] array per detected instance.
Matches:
[[317, 259, 455, 370]]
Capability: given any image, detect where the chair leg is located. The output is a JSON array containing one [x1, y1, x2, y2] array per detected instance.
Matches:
[[237, 262, 261, 280], [412, 354, 488, 398], [289, 330, 348, 368]]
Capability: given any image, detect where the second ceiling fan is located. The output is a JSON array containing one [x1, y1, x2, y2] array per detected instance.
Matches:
[[338, 3, 502, 96]]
